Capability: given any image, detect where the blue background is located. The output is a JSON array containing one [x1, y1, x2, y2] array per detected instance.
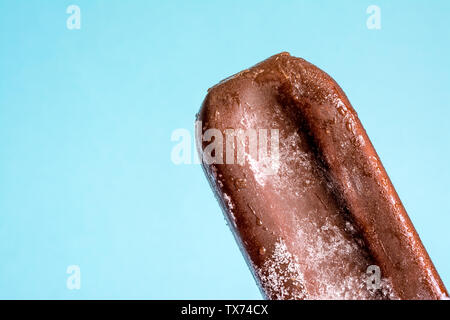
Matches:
[[0, 0, 449, 299]]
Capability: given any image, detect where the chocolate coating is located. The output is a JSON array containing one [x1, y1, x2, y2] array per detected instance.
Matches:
[[196, 53, 448, 300]]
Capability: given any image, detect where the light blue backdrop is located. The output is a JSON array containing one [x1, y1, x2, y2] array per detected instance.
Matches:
[[0, 0, 449, 299]]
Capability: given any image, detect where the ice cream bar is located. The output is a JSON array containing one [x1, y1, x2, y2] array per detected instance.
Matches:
[[196, 52, 448, 299]]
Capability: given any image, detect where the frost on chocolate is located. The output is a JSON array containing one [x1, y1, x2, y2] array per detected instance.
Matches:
[[255, 237, 398, 300], [255, 239, 307, 300], [295, 219, 398, 300]]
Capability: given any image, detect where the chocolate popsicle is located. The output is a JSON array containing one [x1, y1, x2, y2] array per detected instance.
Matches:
[[196, 52, 448, 300]]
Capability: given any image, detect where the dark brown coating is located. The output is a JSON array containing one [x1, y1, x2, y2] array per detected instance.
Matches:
[[196, 52, 448, 300]]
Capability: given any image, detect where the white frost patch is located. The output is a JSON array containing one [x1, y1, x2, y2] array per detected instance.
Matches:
[[222, 193, 237, 228], [295, 218, 398, 300], [256, 239, 307, 300]]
